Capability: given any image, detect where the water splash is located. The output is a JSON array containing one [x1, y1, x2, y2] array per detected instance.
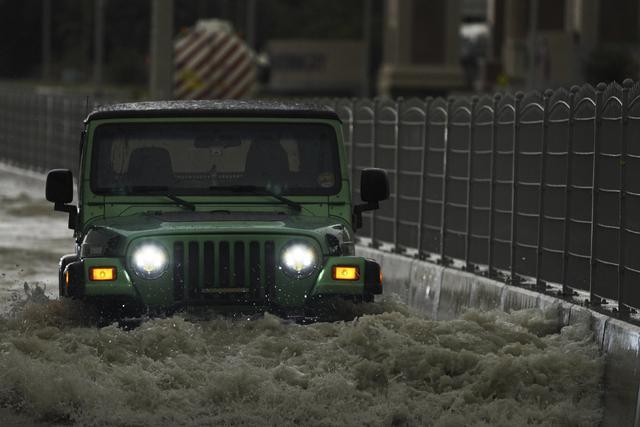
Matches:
[[0, 293, 603, 426], [0, 167, 605, 426]]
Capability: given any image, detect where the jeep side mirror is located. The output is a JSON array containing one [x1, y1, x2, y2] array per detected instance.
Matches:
[[46, 169, 73, 203], [46, 169, 77, 230], [360, 168, 389, 203], [353, 168, 389, 230]]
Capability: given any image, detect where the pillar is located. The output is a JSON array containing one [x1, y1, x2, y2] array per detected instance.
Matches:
[[377, 0, 465, 96]]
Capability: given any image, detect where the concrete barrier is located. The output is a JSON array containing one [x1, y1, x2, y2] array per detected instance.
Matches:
[[357, 246, 640, 427]]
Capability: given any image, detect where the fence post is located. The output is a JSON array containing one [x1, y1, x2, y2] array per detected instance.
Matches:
[[0, 92, 4, 161], [37, 94, 46, 172], [464, 96, 478, 271], [487, 93, 501, 278], [369, 98, 379, 248], [561, 86, 579, 297], [46, 94, 54, 171], [37, 94, 45, 171], [29, 94, 39, 170], [535, 89, 552, 291], [509, 92, 524, 285], [618, 79, 632, 316], [348, 98, 356, 183], [26, 93, 31, 169], [6, 92, 12, 166], [417, 98, 432, 259], [438, 97, 453, 266], [20, 92, 27, 167], [589, 83, 606, 306], [393, 98, 403, 253]]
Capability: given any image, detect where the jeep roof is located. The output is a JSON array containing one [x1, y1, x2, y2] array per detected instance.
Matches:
[[85, 100, 341, 122]]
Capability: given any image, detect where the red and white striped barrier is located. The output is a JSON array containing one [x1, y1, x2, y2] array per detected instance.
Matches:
[[173, 20, 256, 100]]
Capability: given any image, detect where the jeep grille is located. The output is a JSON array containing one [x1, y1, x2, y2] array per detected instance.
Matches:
[[173, 239, 277, 303]]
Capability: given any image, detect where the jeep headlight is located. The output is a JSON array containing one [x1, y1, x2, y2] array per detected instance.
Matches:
[[280, 242, 317, 278], [131, 242, 168, 279]]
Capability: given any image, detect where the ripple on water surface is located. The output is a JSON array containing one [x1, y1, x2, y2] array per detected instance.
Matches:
[[0, 290, 603, 427]]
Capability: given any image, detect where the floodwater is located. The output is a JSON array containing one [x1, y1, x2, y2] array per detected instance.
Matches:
[[0, 166, 72, 309], [0, 165, 603, 426]]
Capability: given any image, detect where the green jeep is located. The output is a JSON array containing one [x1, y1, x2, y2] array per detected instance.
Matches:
[[45, 100, 389, 320]]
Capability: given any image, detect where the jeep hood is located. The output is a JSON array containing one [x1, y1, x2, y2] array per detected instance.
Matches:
[[81, 211, 352, 256]]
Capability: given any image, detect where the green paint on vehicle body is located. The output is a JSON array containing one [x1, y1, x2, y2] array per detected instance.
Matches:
[[50, 101, 385, 317]]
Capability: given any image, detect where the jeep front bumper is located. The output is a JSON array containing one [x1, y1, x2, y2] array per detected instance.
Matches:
[[63, 255, 382, 312]]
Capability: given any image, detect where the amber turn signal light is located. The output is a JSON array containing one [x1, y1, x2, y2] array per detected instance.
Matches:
[[89, 267, 116, 281], [332, 266, 360, 281]]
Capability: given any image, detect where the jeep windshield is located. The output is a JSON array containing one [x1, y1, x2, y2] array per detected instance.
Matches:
[[90, 122, 341, 196]]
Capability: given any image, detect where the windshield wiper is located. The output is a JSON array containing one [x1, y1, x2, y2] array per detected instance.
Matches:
[[166, 193, 195, 211], [213, 185, 302, 212], [124, 186, 195, 211]]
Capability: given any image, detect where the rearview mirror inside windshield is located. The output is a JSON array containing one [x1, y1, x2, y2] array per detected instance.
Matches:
[[193, 133, 242, 148]]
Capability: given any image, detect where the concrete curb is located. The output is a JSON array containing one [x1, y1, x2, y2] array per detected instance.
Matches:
[[357, 245, 640, 427]]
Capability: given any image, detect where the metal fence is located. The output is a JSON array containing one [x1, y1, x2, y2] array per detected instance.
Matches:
[[0, 86, 114, 177], [1, 82, 640, 317], [321, 79, 640, 317]]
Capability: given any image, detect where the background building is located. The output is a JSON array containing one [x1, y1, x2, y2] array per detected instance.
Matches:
[[377, 0, 640, 96], [491, 0, 640, 89], [0, 0, 637, 99]]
